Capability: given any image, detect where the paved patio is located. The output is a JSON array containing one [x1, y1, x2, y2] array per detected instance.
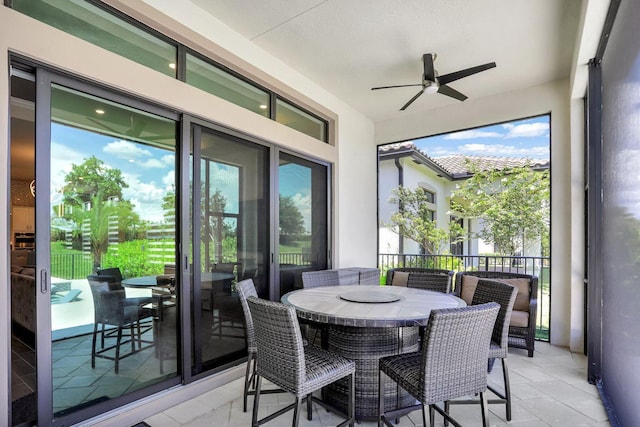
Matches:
[[144, 342, 610, 427]]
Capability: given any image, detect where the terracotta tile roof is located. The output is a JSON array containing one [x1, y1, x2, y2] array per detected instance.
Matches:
[[378, 143, 549, 178], [432, 155, 549, 175]]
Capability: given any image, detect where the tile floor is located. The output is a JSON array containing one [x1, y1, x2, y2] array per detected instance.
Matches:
[[144, 342, 610, 427]]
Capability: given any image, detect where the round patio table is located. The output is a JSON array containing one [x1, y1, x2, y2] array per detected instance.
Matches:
[[282, 285, 465, 420]]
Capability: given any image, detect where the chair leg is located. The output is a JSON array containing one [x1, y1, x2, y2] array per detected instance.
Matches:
[[378, 370, 385, 427], [479, 392, 489, 427], [91, 323, 98, 368], [444, 401, 450, 426], [115, 327, 123, 374], [251, 375, 262, 427], [306, 393, 313, 421], [292, 396, 302, 427], [429, 405, 435, 427], [100, 323, 105, 348], [243, 352, 254, 412], [421, 404, 427, 427], [348, 372, 355, 427], [130, 323, 136, 353], [501, 357, 512, 421]]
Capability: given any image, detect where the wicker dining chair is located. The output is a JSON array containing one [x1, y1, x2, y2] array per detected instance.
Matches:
[[406, 271, 453, 293], [236, 279, 288, 412], [87, 277, 153, 374], [445, 279, 518, 423], [248, 297, 356, 427], [378, 302, 500, 427], [301, 269, 341, 288]]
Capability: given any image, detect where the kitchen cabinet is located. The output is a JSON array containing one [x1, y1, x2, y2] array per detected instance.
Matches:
[[12, 206, 35, 232]]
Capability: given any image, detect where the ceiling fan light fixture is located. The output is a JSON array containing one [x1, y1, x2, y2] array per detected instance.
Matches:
[[424, 82, 439, 94]]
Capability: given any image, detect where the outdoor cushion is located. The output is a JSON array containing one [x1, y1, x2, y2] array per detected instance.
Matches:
[[392, 271, 409, 286], [460, 275, 480, 304], [510, 310, 529, 327], [497, 278, 531, 311]]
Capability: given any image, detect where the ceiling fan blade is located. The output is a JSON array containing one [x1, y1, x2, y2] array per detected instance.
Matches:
[[371, 83, 423, 90], [437, 62, 496, 85], [437, 84, 468, 101], [422, 53, 436, 82], [400, 89, 425, 111]]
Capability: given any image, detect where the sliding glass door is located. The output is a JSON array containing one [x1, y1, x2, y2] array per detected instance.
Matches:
[[11, 62, 330, 426], [34, 70, 180, 425], [278, 153, 329, 297], [189, 123, 270, 376]]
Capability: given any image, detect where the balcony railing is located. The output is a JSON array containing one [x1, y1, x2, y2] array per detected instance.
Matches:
[[379, 253, 550, 342]]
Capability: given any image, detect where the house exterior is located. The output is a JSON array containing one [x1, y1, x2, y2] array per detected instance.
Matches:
[[378, 141, 550, 257]]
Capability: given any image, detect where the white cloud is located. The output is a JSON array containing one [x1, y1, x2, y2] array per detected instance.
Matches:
[[162, 154, 175, 166], [121, 173, 168, 222], [50, 141, 86, 193], [103, 140, 152, 159], [443, 130, 503, 140], [458, 143, 549, 158], [136, 158, 165, 169], [504, 122, 549, 138], [162, 170, 175, 188]]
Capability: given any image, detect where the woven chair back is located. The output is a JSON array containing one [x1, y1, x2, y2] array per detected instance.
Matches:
[[406, 272, 452, 293], [301, 269, 340, 288], [248, 297, 306, 394], [236, 279, 258, 350], [420, 302, 499, 403], [471, 279, 517, 357]]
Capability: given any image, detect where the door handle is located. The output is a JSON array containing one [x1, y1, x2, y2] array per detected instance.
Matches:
[[40, 269, 48, 294]]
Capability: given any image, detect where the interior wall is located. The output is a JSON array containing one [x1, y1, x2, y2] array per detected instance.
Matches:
[[375, 79, 577, 348]]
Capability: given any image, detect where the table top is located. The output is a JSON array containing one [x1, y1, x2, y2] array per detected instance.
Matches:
[[281, 285, 466, 327], [121, 272, 235, 287]]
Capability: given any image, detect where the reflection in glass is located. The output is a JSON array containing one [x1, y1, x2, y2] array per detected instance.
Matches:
[[191, 128, 269, 375], [49, 85, 178, 416], [186, 53, 270, 117], [276, 99, 327, 142], [12, 0, 177, 77], [278, 153, 328, 296]]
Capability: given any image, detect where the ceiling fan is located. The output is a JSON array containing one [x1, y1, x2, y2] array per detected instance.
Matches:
[[371, 53, 496, 111]]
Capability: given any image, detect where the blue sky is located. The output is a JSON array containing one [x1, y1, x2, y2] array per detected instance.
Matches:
[[51, 124, 175, 222], [51, 123, 312, 229], [410, 115, 550, 160]]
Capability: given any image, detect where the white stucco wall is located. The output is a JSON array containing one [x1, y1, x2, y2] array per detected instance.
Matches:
[[376, 79, 577, 349]]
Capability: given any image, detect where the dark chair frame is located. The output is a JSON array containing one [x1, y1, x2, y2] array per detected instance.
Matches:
[[87, 277, 153, 374], [454, 270, 538, 357]]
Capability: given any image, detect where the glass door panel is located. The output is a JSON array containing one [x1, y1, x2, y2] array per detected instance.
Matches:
[[190, 126, 269, 375], [278, 153, 328, 297], [43, 82, 179, 421]]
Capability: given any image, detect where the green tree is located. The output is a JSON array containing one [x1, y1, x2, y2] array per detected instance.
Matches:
[[62, 157, 143, 268], [450, 161, 550, 256], [62, 155, 128, 205], [387, 187, 460, 254], [79, 190, 114, 271], [279, 195, 305, 244]]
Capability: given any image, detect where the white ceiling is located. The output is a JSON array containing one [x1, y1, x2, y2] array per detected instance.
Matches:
[[192, 0, 583, 123]]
